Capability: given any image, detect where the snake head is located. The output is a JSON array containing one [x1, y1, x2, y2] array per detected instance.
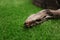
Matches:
[[24, 10, 51, 28]]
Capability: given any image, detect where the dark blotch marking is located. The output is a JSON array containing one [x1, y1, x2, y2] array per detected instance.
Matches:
[[43, 16, 46, 18], [46, 9, 54, 16], [32, 21, 35, 23], [36, 19, 41, 22]]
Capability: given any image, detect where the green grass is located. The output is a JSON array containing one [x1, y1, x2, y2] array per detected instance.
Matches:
[[0, 0, 60, 40]]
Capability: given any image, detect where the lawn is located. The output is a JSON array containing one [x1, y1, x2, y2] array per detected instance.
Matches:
[[0, 0, 60, 40]]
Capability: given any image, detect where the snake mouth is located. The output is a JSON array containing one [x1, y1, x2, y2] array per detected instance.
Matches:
[[24, 21, 36, 28]]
